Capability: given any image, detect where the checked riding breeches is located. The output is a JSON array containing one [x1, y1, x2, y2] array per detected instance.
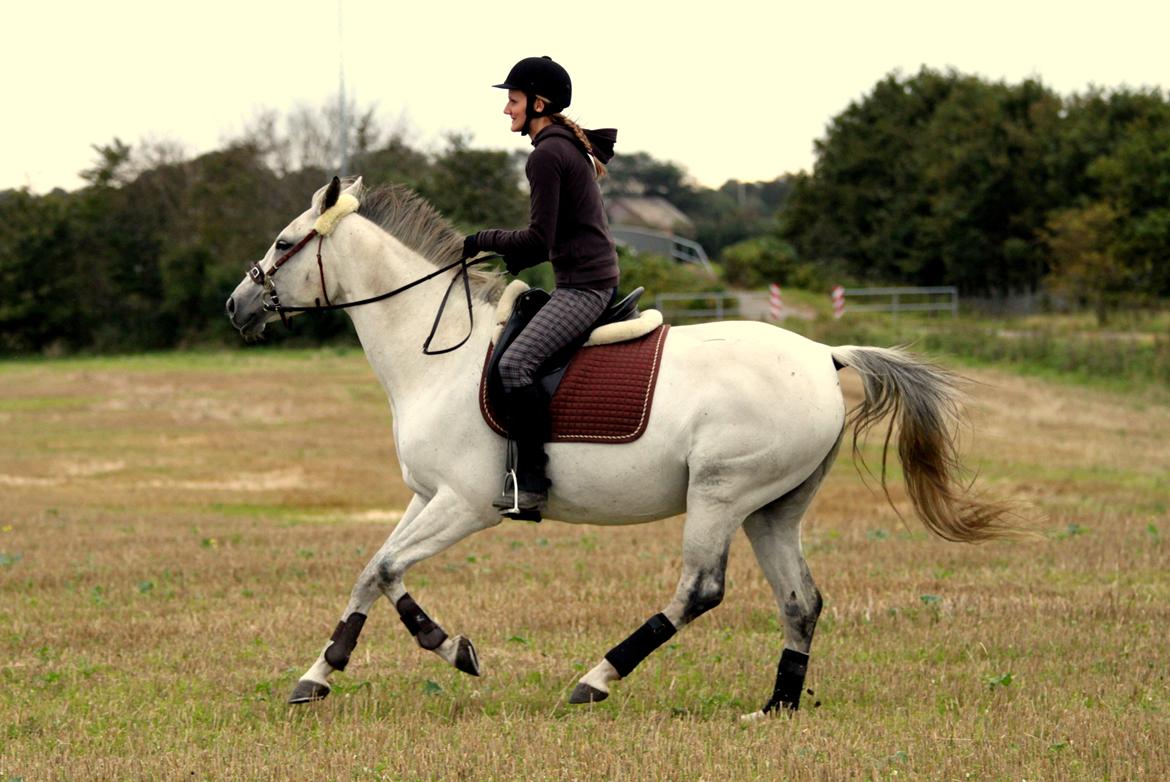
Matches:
[[497, 287, 613, 391], [493, 285, 613, 521]]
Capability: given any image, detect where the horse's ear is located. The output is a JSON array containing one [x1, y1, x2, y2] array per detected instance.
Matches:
[[321, 176, 341, 213], [342, 175, 363, 198]]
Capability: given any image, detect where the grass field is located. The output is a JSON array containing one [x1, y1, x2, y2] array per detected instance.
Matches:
[[1, 347, 1167, 780]]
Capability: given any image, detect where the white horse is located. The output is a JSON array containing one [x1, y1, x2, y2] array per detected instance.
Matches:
[[226, 177, 1011, 719]]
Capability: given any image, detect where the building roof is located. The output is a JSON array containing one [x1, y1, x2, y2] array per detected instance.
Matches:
[[606, 196, 693, 234]]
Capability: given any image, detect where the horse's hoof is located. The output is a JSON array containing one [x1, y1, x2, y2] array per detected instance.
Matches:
[[454, 636, 480, 677], [287, 679, 330, 704], [568, 682, 609, 704], [740, 709, 768, 723]]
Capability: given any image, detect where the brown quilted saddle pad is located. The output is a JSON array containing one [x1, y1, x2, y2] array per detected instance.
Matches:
[[480, 324, 670, 443]]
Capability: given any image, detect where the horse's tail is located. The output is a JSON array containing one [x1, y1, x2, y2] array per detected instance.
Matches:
[[829, 345, 1015, 543]]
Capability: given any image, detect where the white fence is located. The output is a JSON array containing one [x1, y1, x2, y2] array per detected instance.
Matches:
[[841, 286, 959, 318], [654, 291, 744, 321], [654, 286, 960, 323]]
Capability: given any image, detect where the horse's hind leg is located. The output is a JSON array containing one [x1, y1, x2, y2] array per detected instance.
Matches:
[[569, 494, 743, 705], [740, 437, 840, 720]]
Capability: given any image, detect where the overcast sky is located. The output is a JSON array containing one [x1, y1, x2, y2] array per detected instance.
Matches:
[[5, 0, 1167, 193]]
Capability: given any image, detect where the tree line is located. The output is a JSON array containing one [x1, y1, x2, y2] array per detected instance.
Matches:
[[2, 68, 1166, 354], [0, 101, 768, 355], [0, 111, 534, 354], [778, 67, 1170, 320]]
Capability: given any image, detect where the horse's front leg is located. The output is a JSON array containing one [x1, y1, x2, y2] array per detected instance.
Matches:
[[289, 491, 498, 703]]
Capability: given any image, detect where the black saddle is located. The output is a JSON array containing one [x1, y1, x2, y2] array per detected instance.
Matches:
[[487, 287, 644, 406]]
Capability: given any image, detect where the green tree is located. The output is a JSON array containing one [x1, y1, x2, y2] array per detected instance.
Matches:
[[421, 134, 528, 230], [353, 135, 431, 192], [1088, 115, 1170, 299], [689, 178, 793, 258], [782, 69, 953, 284], [602, 151, 694, 204], [1044, 202, 1127, 324], [783, 68, 1064, 294], [79, 138, 134, 188], [917, 76, 1062, 293], [1048, 87, 1170, 208], [0, 189, 82, 351], [614, 247, 719, 304]]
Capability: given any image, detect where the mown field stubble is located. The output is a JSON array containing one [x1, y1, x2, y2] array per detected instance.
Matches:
[[1, 348, 1167, 781]]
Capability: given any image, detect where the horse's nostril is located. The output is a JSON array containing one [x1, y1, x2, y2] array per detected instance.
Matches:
[[226, 296, 236, 315]]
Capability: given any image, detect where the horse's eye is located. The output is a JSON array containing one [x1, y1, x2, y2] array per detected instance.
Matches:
[[275, 238, 293, 252]]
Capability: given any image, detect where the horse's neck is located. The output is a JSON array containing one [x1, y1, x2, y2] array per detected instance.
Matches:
[[338, 233, 495, 407]]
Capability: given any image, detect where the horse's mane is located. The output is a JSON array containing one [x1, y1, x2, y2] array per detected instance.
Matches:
[[352, 180, 506, 303]]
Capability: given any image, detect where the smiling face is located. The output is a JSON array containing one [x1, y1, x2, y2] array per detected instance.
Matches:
[[503, 90, 551, 136], [504, 89, 527, 133]]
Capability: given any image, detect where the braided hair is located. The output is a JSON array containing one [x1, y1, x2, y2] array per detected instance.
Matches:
[[549, 113, 607, 179]]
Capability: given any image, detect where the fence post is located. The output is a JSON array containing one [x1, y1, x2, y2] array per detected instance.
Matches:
[[768, 283, 783, 320]]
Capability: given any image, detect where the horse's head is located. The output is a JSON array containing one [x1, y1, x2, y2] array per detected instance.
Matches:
[[226, 176, 364, 339]]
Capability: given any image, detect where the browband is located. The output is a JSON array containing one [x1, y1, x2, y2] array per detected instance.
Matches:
[[314, 193, 360, 236]]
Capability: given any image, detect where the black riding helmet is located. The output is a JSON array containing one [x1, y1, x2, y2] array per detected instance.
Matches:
[[493, 56, 572, 135]]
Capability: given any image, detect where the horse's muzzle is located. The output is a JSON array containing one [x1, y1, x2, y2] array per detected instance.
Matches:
[[226, 290, 268, 339]]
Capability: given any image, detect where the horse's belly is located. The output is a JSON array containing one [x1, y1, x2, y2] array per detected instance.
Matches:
[[544, 436, 689, 524]]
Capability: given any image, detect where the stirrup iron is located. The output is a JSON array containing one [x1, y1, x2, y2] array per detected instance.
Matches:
[[500, 468, 521, 515]]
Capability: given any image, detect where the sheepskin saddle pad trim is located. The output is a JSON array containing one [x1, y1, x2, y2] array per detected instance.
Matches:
[[491, 280, 663, 347], [479, 323, 670, 444]]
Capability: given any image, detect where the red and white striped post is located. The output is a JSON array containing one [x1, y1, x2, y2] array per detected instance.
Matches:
[[831, 285, 845, 319], [768, 283, 783, 321]]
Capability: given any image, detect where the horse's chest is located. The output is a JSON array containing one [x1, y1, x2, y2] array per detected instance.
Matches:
[[394, 413, 492, 469]]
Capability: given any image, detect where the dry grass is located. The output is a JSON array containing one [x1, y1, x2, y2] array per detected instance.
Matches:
[[1, 348, 1167, 781]]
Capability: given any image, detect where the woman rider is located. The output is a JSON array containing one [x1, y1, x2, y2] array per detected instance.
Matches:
[[462, 56, 619, 521]]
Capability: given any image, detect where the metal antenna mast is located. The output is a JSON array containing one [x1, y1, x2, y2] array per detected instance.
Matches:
[[337, 0, 348, 175]]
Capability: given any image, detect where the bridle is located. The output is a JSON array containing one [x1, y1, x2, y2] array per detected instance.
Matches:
[[248, 230, 325, 326], [246, 222, 498, 356]]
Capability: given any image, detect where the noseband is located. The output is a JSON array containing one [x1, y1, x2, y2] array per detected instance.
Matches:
[[246, 212, 497, 355], [248, 230, 328, 327]]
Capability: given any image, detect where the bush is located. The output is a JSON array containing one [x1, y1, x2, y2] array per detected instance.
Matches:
[[718, 235, 795, 288], [509, 247, 718, 310], [615, 247, 720, 305]]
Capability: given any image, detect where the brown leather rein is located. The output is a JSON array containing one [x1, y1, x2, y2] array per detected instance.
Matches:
[[246, 230, 498, 355]]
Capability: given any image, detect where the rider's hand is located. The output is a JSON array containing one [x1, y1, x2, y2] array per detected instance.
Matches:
[[505, 256, 525, 276], [461, 234, 479, 261]]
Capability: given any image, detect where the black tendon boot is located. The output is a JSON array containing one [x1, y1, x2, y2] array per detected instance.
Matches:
[[492, 384, 551, 521]]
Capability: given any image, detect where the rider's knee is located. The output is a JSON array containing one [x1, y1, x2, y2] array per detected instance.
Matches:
[[498, 353, 535, 390]]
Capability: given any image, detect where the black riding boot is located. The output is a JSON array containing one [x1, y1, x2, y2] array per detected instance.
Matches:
[[492, 384, 551, 522]]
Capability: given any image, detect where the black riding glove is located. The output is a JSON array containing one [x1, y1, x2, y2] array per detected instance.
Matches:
[[461, 234, 479, 261], [505, 256, 525, 276]]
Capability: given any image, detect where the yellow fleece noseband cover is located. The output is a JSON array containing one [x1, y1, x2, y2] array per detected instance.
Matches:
[[314, 194, 360, 236]]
